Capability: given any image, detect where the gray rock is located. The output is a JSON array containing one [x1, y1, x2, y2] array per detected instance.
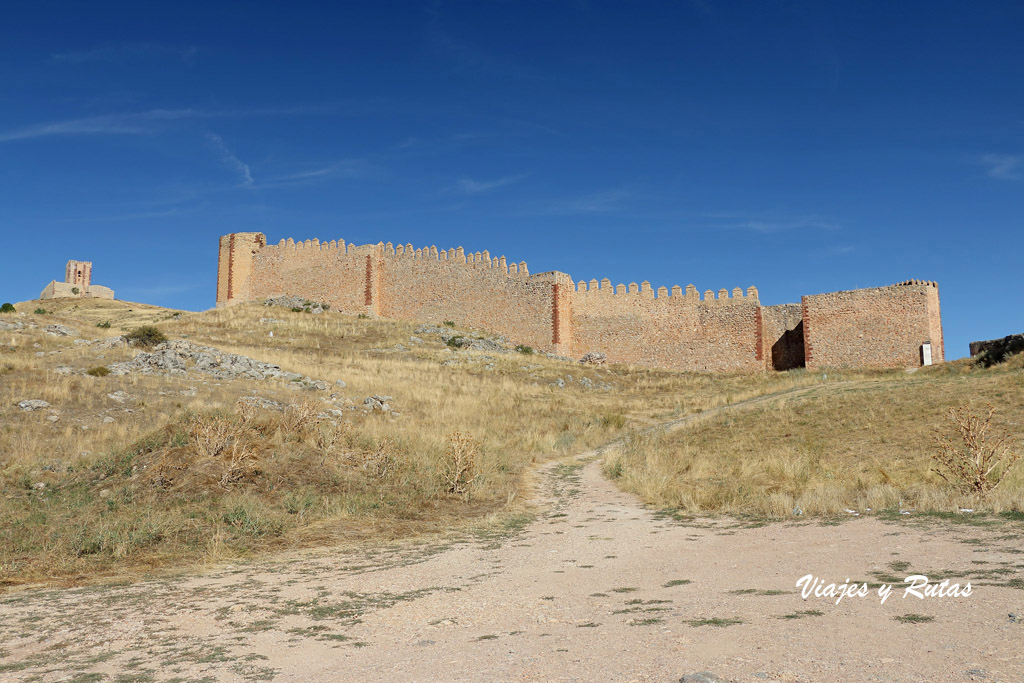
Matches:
[[46, 414, 60, 422], [72, 338, 92, 346], [334, 379, 347, 388], [107, 391, 131, 403], [31, 482, 47, 490], [0, 320, 24, 331], [55, 366, 73, 375], [551, 378, 566, 388], [409, 336, 424, 344], [93, 336, 126, 349], [238, 396, 286, 411], [102, 416, 115, 424], [44, 324, 78, 337], [18, 399, 50, 411], [579, 351, 607, 365], [680, 674, 725, 683], [364, 395, 393, 412]]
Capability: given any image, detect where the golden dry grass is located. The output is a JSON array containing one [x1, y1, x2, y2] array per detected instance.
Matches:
[[0, 299, 825, 587], [604, 360, 1024, 517]]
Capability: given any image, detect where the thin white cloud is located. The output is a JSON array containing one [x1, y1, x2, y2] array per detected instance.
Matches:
[[0, 109, 211, 142], [206, 132, 253, 187], [277, 161, 365, 181], [450, 174, 525, 195], [0, 106, 321, 144], [51, 43, 198, 64], [537, 189, 630, 214], [979, 154, 1022, 181], [734, 219, 840, 233], [702, 211, 841, 233]]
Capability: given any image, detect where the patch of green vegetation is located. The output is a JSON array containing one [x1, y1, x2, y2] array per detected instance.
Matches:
[[0, 303, 15, 314], [685, 617, 744, 627], [577, 622, 600, 628], [96, 320, 112, 329], [629, 617, 664, 626], [727, 588, 789, 596], [894, 613, 935, 624], [475, 634, 499, 641], [515, 344, 534, 354], [610, 587, 639, 593], [33, 308, 48, 315], [443, 321, 456, 327], [86, 366, 111, 377], [663, 579, 692, 587], [124, 325, 167, 348], [777, 610, 825, 619]]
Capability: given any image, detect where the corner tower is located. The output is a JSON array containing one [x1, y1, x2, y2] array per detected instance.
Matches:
[[216, 232, 267, 306]]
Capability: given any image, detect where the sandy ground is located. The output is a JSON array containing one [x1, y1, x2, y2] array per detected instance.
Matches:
[[2, 404, 1023, 682]]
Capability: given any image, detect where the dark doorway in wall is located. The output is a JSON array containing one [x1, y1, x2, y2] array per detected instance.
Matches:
[[772, 322, 806, 371]]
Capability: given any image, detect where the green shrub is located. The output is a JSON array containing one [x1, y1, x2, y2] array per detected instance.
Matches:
[[71, 287, 80, 295], [515, 344, 534, 355], [96, 320, 111, 329], [357, 313, 370, 319], [446, 336, 469, 349], [33, 307, 48, 315], [443, 320, 456, 328], [0, 303, 15, 314], [124, 325, 167, 348], [291, 307, 304, 313], [86, 366, 111, 377]]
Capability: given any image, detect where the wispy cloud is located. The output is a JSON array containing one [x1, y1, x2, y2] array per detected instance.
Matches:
[[979, 154, 1022, 181], [535, 189, 631, 215], [276, 161, 365, 182], [58, 208, 184, 223], [702, 212, 841, 233], [51, 43, 198, 64], [0, 109, 214, 143], [449, 174, 525, 195], [206, 132, 253, 187], [0, 106, 321, 144]]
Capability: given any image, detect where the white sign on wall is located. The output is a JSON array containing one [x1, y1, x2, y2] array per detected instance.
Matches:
[[922, 342, 932, 366]]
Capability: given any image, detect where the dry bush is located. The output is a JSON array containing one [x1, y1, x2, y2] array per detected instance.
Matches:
[[932, 404, 1020, 495], [313, 421, 351, 459], [358, 437, 397, 480], [441, 431, 480, 499], [188, 415, 234, 459], [219, 440, 260, 488], [279, 400, 321, 433]]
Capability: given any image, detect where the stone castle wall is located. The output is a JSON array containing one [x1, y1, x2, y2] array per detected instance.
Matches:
[[217, 232, 943, 373], [801, 280, 944, 369]]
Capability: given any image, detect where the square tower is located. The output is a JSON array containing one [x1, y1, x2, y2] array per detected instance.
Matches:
[[65, 260, 92, 289]]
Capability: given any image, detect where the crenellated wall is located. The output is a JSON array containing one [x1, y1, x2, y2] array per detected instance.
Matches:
[[216, 232, 944, 373], [569, 280, 763, 372]]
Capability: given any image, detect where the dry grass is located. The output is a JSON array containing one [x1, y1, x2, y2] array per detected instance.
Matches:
[[604, 360, 1024, 517], [0, 299, 825, 586]]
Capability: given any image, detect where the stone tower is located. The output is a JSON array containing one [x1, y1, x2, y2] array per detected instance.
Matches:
[[65, 260, 92, 289]]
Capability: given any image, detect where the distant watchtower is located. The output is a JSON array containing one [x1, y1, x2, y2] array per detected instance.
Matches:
[[40, 260, 114, 300], [65, 260, 92, 289]]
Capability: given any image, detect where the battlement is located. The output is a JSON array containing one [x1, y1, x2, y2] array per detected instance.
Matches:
[[216, 231, 943, 373]]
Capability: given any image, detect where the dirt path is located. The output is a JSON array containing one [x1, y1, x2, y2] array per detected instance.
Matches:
[[2, 388, 1023, 682]]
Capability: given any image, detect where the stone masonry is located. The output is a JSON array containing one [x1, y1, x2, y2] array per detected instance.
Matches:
[[40, 260, 115, 300], [216, 233, 944, 373]]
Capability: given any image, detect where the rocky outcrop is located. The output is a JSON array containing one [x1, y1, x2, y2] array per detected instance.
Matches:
[[107, 339, 329, 389]]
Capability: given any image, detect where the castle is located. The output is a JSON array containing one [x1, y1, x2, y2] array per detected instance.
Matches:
[[40, 260, 115, 301], [217, 233, 944, 372]]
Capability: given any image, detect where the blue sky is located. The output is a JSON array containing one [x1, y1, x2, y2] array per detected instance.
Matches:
[[1, 1, 1021, 359]]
